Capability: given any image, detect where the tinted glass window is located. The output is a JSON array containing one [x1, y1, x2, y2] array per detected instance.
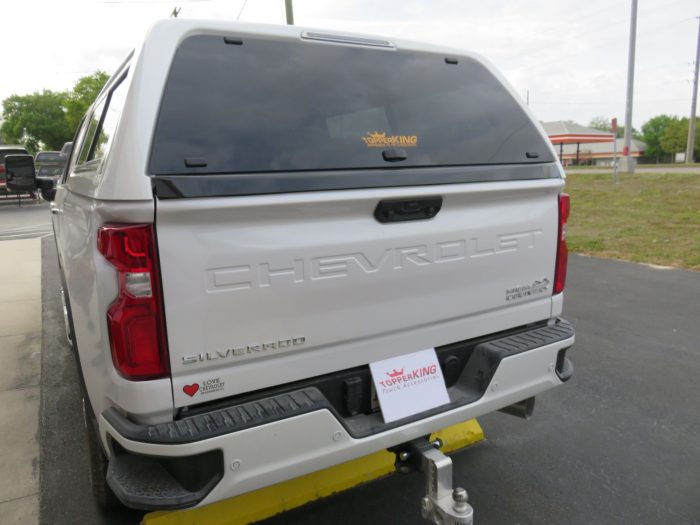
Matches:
[[150, 35, 553, 176], [64, 119, 87, 180], [0, 149, 28, 162], [75, 98, 106, 168], [35, 152, 63, 162], [72, 74, 127, 174], [92, 77, 127, 162]]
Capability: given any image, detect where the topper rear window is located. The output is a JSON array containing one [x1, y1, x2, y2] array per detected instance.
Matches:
[[149, 34, 554, 176]]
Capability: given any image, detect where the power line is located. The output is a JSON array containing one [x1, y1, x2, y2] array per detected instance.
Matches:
[[99, 0, 212, 3], [509, 14, 697, 73], [530, 97, 690, 106], [236, 0, 248, 21], [498, 0, 683, 50]]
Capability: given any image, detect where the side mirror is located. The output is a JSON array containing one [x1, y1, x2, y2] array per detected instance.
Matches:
[[4, 154, 37, 193]]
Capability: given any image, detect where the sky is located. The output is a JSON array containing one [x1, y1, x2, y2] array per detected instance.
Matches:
[[2, 0, 699, 130]]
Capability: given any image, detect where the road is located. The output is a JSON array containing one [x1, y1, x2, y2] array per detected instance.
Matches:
[[1, 210, 694, 524]]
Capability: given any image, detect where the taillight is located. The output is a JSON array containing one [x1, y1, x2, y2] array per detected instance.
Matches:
[[97, 224, 169, 380], [553, 193, 570, 295]]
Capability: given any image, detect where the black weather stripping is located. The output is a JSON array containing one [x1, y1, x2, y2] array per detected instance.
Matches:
[[152, 163, 561, 199]]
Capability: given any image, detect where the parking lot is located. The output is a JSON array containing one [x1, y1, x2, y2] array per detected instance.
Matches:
[[1, 202, 698, 524]]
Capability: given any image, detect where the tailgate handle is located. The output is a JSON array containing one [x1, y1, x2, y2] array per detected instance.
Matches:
[[374, 196, 443, 223]]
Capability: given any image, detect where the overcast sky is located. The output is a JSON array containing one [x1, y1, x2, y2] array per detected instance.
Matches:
[[3, 0, 699, 129]]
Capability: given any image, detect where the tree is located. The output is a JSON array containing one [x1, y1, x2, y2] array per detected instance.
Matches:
[[587, 116, 637, 139], [64, 71, 110, 134], [659, 117, 700, 161], [0, 90, 72, 153], [641, 114, 677, 162], [0, 71, 109, 154], [588, 116, 610, 132]]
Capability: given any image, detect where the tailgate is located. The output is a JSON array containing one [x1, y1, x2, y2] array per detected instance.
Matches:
[[157, 177, 561, 406], [146, 29, 563, 406]]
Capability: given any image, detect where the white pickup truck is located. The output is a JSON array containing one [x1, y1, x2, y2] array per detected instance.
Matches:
[[6, 19, 574, 516]]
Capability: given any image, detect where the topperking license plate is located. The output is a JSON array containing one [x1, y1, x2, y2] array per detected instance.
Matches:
[[369, 348, 450, 423]]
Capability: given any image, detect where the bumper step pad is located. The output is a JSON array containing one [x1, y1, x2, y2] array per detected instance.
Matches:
[[107, 453, 222, 510], [464, 319, 574, 390], [104, 388, 330, 445], [107, 453, 221, 510]]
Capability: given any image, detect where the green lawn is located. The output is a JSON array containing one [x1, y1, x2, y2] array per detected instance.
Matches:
[[635, 162, 700, 168], [564, 163, 700, 170], [565, 172, 700, 270]]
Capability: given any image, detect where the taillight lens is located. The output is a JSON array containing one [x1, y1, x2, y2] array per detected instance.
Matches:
[[97, 224, 169, 380], [553, 193, 570, 295]]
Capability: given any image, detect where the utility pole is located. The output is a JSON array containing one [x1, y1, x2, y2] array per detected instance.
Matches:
[[612, 117, 619, 184], [620, 0, 638, 174], [285, 0, 294, 25], [685, 17, 700, 164]]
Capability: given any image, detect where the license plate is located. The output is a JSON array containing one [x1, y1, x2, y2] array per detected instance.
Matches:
[[369, 348, 450, 423]]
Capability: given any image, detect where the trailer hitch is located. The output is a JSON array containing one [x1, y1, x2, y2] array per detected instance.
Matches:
[[394, 438, 474, 525]]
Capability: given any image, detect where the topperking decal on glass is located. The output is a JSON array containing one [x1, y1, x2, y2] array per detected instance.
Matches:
[[369, 348, 450, 423], [361, 131, 418, 148]]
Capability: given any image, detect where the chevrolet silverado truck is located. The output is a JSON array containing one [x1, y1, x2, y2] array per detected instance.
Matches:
[[7, 19, 575, 514]]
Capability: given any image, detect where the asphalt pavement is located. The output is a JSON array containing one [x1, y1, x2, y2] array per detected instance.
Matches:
[[36, 237, 700, 524]]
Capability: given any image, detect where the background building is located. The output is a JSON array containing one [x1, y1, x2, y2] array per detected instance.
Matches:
[[542, 121, 646, 166]]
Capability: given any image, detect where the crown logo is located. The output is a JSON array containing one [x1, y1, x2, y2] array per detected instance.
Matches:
[[386, 368, 404, 378], [361, 131, 387, 146]]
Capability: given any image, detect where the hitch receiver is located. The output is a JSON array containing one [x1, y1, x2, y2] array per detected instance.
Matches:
[[401, 438, 474, 525]]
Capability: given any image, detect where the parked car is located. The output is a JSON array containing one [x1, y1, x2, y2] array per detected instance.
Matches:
[[7, 19, 574, 515], [0, 145, 29, 194], [34, 150, 67, 201], [35, 151, 66, 182]]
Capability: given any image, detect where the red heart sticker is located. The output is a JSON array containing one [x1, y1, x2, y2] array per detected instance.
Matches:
[[183, 383, 199, 397]]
